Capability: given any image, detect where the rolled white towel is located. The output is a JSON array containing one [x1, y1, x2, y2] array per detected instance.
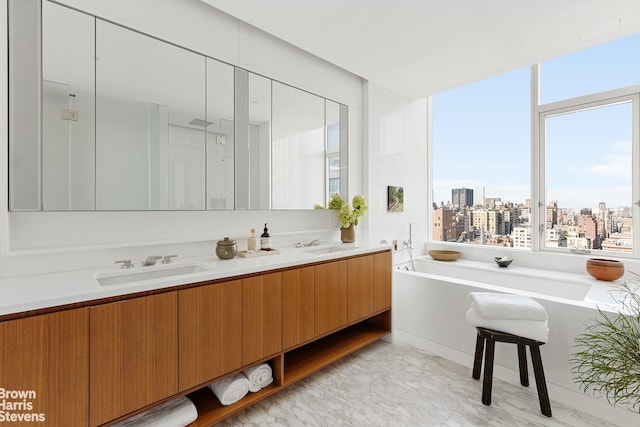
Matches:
[[209, 374, 251, 406], [242, 363, 273, 392], [469, 292, 547, 321], [466, 308, 549, 343], [112, 396, 198, 427]]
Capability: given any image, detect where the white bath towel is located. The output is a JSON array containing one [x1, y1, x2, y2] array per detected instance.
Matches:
[[469, 292, 547, 321], [466, 308, 549, 343], [243, 363, 273, 392], [112, 396, 198, 427], [209, 374, 251, 406]]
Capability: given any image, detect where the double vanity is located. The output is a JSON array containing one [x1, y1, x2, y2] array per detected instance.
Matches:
[[0, 244, 392, 426]]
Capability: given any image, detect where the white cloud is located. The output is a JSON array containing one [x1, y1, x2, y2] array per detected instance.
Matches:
[[583, 154, 631, 180], [611, 139, 632, 153], [488, 164, 517, 170]]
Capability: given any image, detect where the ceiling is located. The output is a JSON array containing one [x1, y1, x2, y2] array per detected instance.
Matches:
[[200, 0, 640, 100]]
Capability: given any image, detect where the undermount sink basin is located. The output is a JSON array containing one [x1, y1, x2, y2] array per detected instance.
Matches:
[[304, 245, 357, 255], [96, 264, 209, 286]]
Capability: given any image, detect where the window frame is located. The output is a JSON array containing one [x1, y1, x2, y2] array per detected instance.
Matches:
[[536, 85, 640, 258]]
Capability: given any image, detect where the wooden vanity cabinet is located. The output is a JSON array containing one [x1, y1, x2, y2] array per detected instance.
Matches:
[[373, 251, 392, 312], [89, 292, 178, 426], [178, 279, 242, 391], [347, 255, 375, 322], [0, 308, 89, 427], [347, 251, 392, 323], [314, 260, 348, 336], [242, 272, 282, 365], [0, 249, 391, 427], [282, 266, 315, 350]]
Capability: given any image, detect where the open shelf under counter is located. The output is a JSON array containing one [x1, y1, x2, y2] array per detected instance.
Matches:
[[185, 316, 390, 425], [283, 319, 391, 385], [186, 381, 281, 426]]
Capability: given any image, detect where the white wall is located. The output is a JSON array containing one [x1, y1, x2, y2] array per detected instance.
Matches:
[[364, 82, 429, 262], [0, 0, 364, 276]]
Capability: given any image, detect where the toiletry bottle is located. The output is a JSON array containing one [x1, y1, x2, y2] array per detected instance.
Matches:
[[260, 223, 271, 250], [248, 228, 260, 252]]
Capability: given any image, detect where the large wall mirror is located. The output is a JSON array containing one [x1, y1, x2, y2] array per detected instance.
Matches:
[[9, 0, 347, 211]]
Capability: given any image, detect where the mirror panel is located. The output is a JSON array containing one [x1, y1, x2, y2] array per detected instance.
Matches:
[[95, 20, 206, 210], [206, 58, 235, 210], [326, 100, 341, 200], [9, 0, 42, 211], [42, 1, 95, 210], [272, 82, 325, 209], [248, 73, 272, 210]]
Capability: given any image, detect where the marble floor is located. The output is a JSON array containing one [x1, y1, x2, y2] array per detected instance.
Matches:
[[217, 340, 620, 427]]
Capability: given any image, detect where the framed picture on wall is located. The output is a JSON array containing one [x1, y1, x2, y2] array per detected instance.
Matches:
[[387, 185, 404, 212]]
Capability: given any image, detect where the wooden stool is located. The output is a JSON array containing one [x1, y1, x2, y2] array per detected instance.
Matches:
[[472, 327, 552, 417]]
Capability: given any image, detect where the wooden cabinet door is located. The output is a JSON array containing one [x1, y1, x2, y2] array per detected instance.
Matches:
[[178, 280, 242, 390], [0, 308, 89, 427], [282, 266, 315, 350], [347, 255, 374, 323], [242, 272, 282, 365], [314, 260, 347, 336], [90, 292, 177, 426], [373, 251, 392, 312]]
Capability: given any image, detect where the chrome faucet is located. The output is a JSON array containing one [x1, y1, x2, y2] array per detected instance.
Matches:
[[142, 255, 162, 266], [162, 255, 178, 264], [115, 259, 133, 269], [304, 239, 323, 247]]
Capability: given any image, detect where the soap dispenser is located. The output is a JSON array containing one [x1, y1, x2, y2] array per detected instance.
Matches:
[[260, 223, 272, 250], [248, 228, 260, 252]]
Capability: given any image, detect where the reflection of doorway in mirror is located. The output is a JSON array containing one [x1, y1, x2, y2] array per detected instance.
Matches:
[[206, 118, 235, 210], [43, 80, 96, 210], [167, 124, 205, 210]]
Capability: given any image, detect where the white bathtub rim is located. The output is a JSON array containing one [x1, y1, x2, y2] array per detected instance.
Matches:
[[394, 257, 630, 313]]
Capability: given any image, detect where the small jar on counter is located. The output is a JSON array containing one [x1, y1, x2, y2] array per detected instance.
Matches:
[[216, 237, 238, 260]]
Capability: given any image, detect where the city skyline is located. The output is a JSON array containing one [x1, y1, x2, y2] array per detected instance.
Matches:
[[439, 186, 633, 213], [433, 187, 632, 252]]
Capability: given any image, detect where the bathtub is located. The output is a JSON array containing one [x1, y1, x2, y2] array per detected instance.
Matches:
[[392, 256, 637, 425]]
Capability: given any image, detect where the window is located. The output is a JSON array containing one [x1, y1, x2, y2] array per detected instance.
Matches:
[[432, 68, 531, 246], [431, 33, 640, 256], [540, 94, 637, 253]]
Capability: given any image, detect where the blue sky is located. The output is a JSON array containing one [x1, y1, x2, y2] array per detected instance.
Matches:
[[432, 33, 640, 211]]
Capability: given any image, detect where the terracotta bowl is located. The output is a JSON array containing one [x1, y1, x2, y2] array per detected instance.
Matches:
[[586, 258, 624, 281], [428, 250, 461, 262]]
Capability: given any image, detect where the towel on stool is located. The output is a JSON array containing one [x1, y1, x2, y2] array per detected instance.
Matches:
[[466, 308, 549, 343], [209, 374, 251, 406], [243, 363, 273, 392], [111, 396, 198, 427], [469, 292, 547, 321]]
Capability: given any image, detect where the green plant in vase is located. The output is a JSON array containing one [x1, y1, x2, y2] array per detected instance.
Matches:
[[570, 279, 640, 413], [317, 194, 368, 243]]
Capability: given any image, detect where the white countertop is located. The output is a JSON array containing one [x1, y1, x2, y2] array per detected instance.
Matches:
[[0, 242, 390, 317]]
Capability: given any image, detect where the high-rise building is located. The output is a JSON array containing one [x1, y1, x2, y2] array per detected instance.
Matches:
[[472, 209, 503, 236], [452, 188, 473, 209], [578, 215, 599, 249], [513, 226, 531, 248], [432, 207, 460, 242], [474, 186, 485, 207]]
